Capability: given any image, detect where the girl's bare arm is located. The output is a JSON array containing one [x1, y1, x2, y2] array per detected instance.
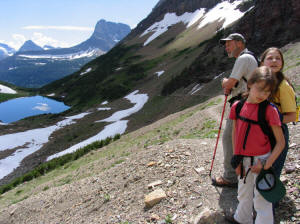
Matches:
[[283, 112, 296, 123], [264, 125, 285, 169]]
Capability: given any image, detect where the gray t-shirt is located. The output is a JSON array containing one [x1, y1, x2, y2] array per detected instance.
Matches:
[[230, 48, 258, 97]]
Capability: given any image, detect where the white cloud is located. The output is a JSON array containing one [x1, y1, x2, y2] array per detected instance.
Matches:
[[22, 25, 93, 31], [32, 32, 70, 48], [3, 31, 81, 50], [6, 34, 26, 50]]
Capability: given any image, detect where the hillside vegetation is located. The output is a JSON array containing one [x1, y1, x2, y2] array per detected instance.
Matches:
[[0, 93, 299, 223], [0, 41, 299, 223]]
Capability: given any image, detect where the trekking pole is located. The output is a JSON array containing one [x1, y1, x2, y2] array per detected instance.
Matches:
[[209, 94, 228, 177]]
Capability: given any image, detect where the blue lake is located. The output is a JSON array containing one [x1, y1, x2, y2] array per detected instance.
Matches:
[[0, 96, 70, 123]]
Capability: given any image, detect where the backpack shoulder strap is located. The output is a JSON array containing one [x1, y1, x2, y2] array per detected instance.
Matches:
[[240, 50, 260, 65], [236, 99, 259, 124], [236, 99, 245, 119], [257, 100, 270, 134], [258, 100, 277, 148], [235, 99, 245, 117]]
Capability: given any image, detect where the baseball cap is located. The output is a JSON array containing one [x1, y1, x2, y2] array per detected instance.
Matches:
[[256, 168, 286, 203], [219, 33, 246, 44]]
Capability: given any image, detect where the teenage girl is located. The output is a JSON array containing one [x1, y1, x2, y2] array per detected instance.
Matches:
[[260, 47, 297, 178], [227, 66, 285, 224]]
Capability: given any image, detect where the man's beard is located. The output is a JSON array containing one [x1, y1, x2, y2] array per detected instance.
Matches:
[[228, 47, 241, 58], [228, 51, 235, 58]]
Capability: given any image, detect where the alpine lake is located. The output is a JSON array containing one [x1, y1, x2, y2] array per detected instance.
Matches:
[[0, 96, 70, 123]]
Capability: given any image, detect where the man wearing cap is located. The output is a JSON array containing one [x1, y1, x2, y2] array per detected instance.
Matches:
[[211, 33, 258, 187]]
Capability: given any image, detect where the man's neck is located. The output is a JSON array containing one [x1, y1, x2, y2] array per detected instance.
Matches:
[[234, 47, 246, 58]]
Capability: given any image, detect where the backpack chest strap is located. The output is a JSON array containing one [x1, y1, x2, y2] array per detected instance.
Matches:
[[236, 115, 259, 125]]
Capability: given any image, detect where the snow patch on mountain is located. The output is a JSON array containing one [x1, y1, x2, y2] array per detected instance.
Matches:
[[0, 112, 90, 179], [141, 9, 205, 46], [35, 62, 46, 66], [189, 84, 203, 95], [0, 84, 17, 94], [99, 90, 148, 123], [156, 70, 164, 77], [18, 49, 102, 61], [48, 90, 148, 160], [197, 0, 252, 30], [80, 67, 92, 76], [141, 0, 251, 46], [97, 107, 111, 111]]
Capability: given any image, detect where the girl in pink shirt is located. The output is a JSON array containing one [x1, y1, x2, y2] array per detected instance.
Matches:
[[227, 66, 285, 224]]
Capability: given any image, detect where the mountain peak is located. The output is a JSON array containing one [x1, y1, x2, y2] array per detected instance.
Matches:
[[92, 19, 131, 40], [18, 40, 44, 52], [76, 19, 131, 52]]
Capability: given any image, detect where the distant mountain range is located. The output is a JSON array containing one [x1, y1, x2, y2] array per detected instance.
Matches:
[[43, 45, 56, 50], [0, 19, 131, 88], [0, 43, 16, 61], [18, 40, 44, 52]]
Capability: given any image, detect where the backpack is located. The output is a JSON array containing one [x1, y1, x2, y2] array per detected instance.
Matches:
[[232, 99, 282, 182], [235, 99, 283, 150]]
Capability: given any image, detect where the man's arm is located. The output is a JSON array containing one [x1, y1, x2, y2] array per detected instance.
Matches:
[[222, 77, 239, 95]]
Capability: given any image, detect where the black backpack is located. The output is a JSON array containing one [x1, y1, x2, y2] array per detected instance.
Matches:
[[235, 99, 282, 150]]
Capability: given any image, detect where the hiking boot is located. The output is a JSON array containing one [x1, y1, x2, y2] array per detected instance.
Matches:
[[225, 213, 240, 224], [211, 176, 238, 188]]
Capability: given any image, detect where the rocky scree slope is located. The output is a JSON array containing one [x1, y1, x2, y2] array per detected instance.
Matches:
[[0, 94, 299, 224]]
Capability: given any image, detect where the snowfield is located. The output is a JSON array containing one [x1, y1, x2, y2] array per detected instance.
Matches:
[[0, 84, 17, 94], [0, 90, 148, 180]]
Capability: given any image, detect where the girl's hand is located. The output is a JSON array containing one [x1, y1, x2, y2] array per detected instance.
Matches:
[[235, 164, 245, 176], [250, 159, 263, 174]]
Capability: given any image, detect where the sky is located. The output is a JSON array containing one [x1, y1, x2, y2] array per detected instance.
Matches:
[[0, 0, 159, 50]]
